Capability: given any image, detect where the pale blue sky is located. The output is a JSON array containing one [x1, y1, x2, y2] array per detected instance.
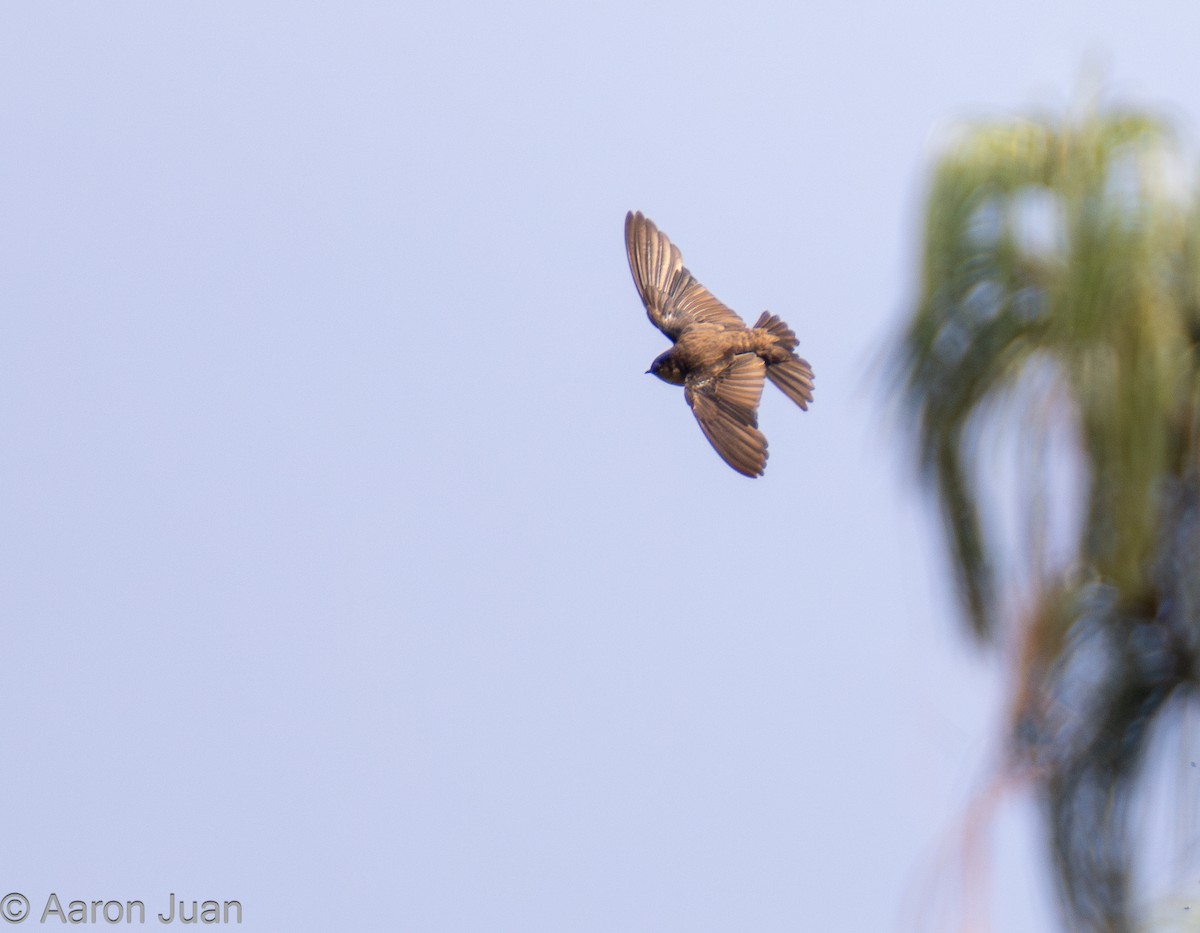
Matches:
[[3, 2, 1200, 930]]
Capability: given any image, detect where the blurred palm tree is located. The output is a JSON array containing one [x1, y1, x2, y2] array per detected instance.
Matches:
[[897, 107, 1200, 931]]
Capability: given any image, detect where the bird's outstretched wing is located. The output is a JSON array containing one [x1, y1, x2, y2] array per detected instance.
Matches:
[[684, 353, 768, 477], [625, 211, 745, 339]]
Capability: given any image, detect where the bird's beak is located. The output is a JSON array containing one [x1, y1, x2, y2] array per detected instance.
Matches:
[[645, 369, 652, 375]]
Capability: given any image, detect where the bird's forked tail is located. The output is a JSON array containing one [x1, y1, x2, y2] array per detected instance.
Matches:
[[753, 311, 814, 411]]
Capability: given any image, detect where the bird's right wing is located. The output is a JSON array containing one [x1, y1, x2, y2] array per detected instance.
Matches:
[[625, 211, 745, 339], [684, 353, 768, 477]]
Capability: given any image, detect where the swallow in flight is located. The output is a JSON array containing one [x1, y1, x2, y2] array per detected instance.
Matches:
[[625, 211, 814, 476]]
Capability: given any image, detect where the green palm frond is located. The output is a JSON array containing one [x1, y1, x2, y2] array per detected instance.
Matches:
[[896, 106, 1200, 931]]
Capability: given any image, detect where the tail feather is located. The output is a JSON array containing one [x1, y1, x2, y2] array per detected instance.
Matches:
[[752, 311, 798, 351], [766, 357, 814, 411], [753, 311, 814, 410]]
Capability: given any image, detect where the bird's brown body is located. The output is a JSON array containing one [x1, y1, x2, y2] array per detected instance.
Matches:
[[650, 325, 796, 385], [625, 211, 814, 477]]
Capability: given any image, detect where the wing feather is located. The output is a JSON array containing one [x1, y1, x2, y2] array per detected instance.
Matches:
[[625, 211, 746, 339], [684, 353, 768, 477]]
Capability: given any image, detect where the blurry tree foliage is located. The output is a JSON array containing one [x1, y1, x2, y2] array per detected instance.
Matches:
[[898, 108, 1200, 931]]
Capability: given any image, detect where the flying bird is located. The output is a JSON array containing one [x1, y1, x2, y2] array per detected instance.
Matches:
[[625, 210, 814, 477]]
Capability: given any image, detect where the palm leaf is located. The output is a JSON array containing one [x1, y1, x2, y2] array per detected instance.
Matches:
[[896, 106, 1200, 931]]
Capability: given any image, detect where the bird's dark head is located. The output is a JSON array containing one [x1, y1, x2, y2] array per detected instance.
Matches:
[[647, 351, 685, 385]]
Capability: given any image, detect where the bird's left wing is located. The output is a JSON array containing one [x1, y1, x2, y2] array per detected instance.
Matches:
[[626, 211, 745, 339], [684, 353, 768, 477]]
